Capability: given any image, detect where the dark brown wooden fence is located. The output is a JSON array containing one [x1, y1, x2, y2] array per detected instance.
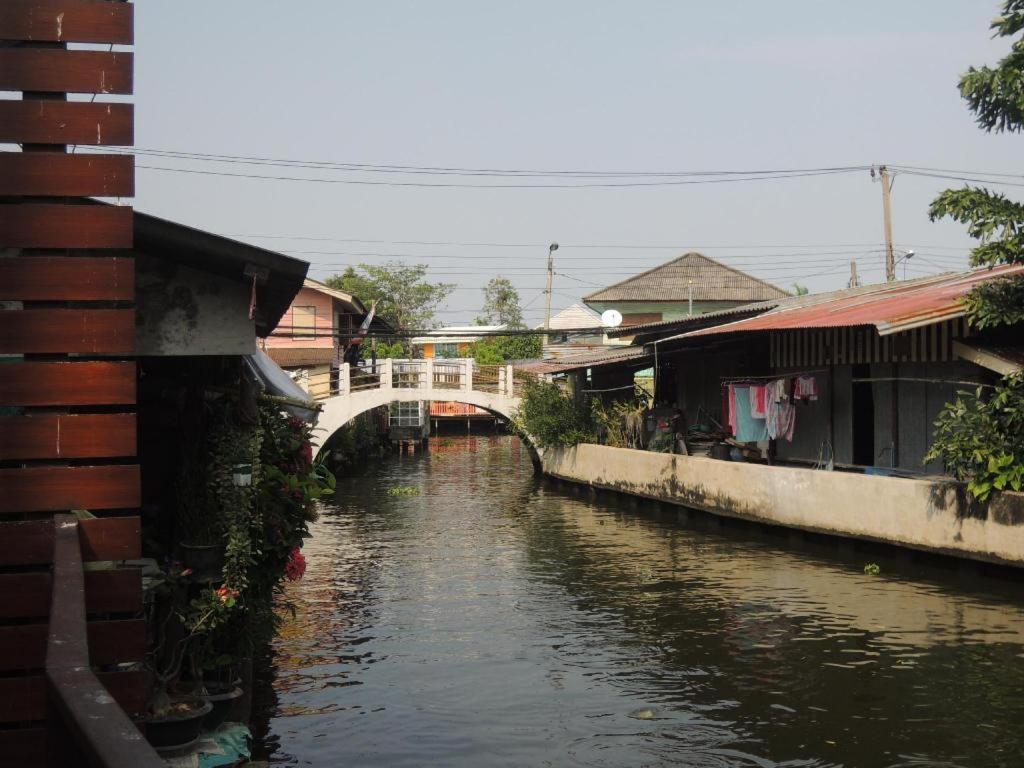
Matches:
[[0, 2, 161, 765]]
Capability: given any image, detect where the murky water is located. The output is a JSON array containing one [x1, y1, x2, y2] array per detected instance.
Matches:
[[253, 436, 1024, 767]]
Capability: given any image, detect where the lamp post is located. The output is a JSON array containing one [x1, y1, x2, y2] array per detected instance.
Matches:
[[543, 242, 559, 352]]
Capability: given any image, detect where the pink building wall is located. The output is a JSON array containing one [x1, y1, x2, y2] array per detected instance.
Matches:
[[265, 286, 335, 350]]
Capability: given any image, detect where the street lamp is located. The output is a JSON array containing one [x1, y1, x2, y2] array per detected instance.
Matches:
[[895, 249, 914, 280], [543, 242, 559, 353]]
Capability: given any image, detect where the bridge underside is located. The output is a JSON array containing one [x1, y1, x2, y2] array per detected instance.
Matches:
[[312, 387, 522, 455]]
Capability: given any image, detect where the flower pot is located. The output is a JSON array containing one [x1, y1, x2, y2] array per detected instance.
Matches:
[[203, 685, 243, 730], [180, 542, 224, 581], [144, 697, 213, 752], [232, 462, 253, 486]]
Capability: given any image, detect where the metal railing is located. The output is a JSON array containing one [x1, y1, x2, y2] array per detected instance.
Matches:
[[299, 359, 524, 402], [46, 514, 163, 767]]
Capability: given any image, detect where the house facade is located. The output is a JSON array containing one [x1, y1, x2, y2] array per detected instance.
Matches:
[[262, 278, 387, 398]]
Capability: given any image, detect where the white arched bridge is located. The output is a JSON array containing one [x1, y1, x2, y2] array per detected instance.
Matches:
[[308, 359, 525, 454]]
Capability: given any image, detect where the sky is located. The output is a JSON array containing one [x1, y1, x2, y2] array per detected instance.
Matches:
[[125, 1, 1019, 326]]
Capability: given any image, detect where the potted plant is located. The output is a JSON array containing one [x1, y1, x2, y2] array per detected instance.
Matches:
[[176, 450, 224, 582], [142, 567, 214, 752]]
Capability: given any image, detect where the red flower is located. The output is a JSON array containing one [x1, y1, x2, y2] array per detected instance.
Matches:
[[285, 548, 307, 581]]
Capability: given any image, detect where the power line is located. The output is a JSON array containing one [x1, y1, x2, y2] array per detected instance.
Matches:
[[135, 163, 865, 189]]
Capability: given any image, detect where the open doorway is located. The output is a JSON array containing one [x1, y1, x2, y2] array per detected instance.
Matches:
[[851, 363, 875, 466]]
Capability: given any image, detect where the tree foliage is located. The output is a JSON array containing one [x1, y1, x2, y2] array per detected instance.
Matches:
[[461, 333, 542, 363], [477, 277, 525, 327], [326, 261, 455, 330], [926, 375, 1024, 501], [927, 0, 1024, 330], [926, 1, 1024, 500], [512, 378, 597, 448]]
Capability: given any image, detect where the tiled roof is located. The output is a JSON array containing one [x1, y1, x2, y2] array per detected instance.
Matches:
[[536, 303, 602, 331], [583, 252, 789, 303]]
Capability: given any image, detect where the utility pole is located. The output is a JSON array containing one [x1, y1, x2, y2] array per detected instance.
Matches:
[[848, 260, 860, 289], [543, 242, 558, 350], [878, 165, 896, 282]]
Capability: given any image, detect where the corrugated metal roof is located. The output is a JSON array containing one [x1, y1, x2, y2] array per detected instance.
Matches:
[[583, 252, 789, 303], [677, 265, 1024, 340], [514, 345, 650, 375], [605, 301, 778, 338]]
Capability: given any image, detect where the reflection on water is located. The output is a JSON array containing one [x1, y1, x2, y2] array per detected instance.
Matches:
[[253, 436, 1024, 767]]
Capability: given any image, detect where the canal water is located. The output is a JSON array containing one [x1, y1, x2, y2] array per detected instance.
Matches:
[[252, 436, 1024, 767]]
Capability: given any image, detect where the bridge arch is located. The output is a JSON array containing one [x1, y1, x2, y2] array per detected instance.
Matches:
[[308, 358, 541, 466]]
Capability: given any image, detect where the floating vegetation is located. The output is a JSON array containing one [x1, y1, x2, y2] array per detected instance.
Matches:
[[863, 563, 881, 576], [387, 486, 420, 496]]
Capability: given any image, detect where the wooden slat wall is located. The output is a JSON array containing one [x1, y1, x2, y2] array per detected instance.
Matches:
[[0, 101, 134, 145], [769, 320, 964, 369], [0, 3, 142, 760]]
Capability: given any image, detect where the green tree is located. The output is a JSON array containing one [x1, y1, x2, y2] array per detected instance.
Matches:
[[927, 0, 1024, 329], [461, 333, 542, 363], [326, 262, 455, 330], [792, 283, 809, 296], [512, 378, 597, 448], [477, 277, 526, 327], [925, 0, 1024, 499]]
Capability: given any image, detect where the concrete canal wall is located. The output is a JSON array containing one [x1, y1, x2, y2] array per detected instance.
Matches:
[[542, 444, 1024, 568]]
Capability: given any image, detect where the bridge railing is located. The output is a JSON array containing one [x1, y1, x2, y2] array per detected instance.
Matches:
[[300, 359, 523, 402]]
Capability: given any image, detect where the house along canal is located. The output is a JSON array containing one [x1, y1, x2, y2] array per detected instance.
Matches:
[[252, 436, 1024, 767]]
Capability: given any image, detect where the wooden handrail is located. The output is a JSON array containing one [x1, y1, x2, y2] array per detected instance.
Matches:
[[46, 513, 163, 768]]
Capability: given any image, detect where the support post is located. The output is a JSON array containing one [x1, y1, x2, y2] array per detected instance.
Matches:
[[382, 359, 393, 390], [463, 358, 473, 392], [879, 165, 896, 282], [506, 364, 514, 397], [425, 358, 434, 392], [339, 362, 350, 395]]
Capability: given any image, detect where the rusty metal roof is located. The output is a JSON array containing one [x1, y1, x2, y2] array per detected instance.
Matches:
[[583, 252, 789, 303], [677, 265, 1024, 339], [514, 345, 650, 375]]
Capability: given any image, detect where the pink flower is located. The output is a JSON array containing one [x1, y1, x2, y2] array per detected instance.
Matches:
[[285, 548, 307, 581]]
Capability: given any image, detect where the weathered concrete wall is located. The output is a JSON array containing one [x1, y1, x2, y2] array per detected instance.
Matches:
[[543, 443, 1024, 568], [135, 253, 255, 356]]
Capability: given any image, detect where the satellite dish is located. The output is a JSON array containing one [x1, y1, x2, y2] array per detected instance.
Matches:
[[601, 309, 623, 328]]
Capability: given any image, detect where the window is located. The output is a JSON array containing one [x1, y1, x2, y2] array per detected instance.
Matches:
[[292, 305, 316, 340], [435, 343, 460, 359]]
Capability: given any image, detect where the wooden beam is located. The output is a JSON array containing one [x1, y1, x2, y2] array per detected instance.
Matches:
[[0, 49, 132, 94], [0, 0, 133, 44], [0, 569, 140, 620], [0, 100, 133, 145], [0, 256, 134, 302], [0, 308, 134, 354], [0, 153, 133, 197], [79, 516, 141, 562], [0, 413, 136, 460], [0, 361, 135, 406], [0, 465, 140, 514], [0, 203, 132, 249]]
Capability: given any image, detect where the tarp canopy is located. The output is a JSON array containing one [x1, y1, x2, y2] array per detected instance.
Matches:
[[244, 348, 318, 421]]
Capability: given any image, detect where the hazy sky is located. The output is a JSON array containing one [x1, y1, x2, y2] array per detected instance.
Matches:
[[130, 1, 1018, 325]]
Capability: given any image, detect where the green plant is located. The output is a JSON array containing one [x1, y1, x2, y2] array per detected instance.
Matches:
[[512, 378, 597, 448], [927, 374, 1024, 501], [927, 0, 1024, 331], [592, 398, 646, 449], [387, 485, 420, 496], [864, 563, 881, 576]]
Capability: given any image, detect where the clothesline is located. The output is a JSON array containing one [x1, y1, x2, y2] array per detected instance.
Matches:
[[720, 368, 828, 383]]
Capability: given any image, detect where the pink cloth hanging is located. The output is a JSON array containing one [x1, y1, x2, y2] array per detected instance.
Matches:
[[794, 375, 819, 401], [749, 385, 768, 418]]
